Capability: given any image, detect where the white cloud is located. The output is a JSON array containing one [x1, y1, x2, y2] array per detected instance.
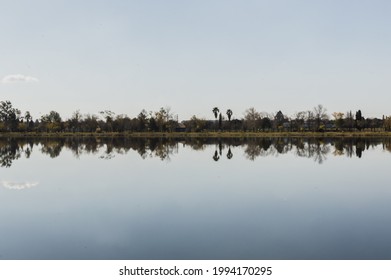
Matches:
[[1, 74, 39, 83], [2, 181, 39, 190]]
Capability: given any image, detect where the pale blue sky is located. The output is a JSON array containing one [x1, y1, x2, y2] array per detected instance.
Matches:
[[1, 0, 390, 120]]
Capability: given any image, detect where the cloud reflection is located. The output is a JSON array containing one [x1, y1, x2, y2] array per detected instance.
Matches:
[[1, 74, 39, 83], [2, 181, 38, 190]]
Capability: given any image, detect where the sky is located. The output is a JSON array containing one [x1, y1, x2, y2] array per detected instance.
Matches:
[[1, 0, 390, 120]]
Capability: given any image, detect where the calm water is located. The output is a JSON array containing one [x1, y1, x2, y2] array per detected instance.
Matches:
[[1, 137, 391, 260]]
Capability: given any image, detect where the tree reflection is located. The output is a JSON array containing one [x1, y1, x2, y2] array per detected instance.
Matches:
[[0, 138, 21, 167], [0, 136, 390, 167], [244, 143, 262, 161], [40, 139, 64, 158], [213, 150, 220, 161], [227, 147, 233, 159]]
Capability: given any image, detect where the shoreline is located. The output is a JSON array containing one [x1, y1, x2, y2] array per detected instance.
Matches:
[[1, 131, 391, 138]]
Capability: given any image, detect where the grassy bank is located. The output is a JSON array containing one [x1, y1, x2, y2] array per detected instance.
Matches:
[[1, 131, 391, 138]]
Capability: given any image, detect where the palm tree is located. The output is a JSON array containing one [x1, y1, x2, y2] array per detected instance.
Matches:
[[226, 109, 233, 121], [212, 107, 220, 131], [213, 150, 220, 161], [24, 111, 32, 130], [212, 107, 219, 120], [227, 147, 233, 159], [24, 111, 32, 124]]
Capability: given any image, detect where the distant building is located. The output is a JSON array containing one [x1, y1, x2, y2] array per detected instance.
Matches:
[[175, 123, 186, 132]]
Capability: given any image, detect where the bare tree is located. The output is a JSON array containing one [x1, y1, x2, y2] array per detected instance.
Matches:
[[313, 104, 328, 131], [244, 107, 261, 131], [293, 111, 306, 131]]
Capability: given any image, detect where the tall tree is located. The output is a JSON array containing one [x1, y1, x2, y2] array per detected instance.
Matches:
[[313, 104, 328, 131], [274, 111, 286, 130], [212, 107, 219, 119], [99, 110, 115, 132], [226, 109, 233, 121], [293, 111, 306, 131], [41, 111, 62, 123], [137, 110, 148, 132], [355, 110, 362, 121], [355, 110, 364, 131], [24, 111, 32, 126], [0, 101, 20, 131], [345, 111, 354, 131], [69, 110, 82, 132], [332, 112, 344, 131], [40, 111, 62, 132], [84, 114, 99, 132], [384, 117, 391, 131], [244, 107, 260, 131]]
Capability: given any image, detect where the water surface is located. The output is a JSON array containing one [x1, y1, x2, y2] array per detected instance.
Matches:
[[1, 137, 391, 259]]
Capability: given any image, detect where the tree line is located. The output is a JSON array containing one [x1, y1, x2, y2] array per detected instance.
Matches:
[[1, 100, 391, 133]]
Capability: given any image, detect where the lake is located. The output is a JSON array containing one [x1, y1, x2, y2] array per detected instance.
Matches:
[[1, 137, 391, 260]]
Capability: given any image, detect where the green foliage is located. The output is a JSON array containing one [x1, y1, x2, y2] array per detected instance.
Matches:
[[17, 122, 27, 131], [384, 117, 391, 131], [41, 111, 62, 123], [137, 110, 148, 132], [0, 100, 20, 131], [186, 115, 207, 132]]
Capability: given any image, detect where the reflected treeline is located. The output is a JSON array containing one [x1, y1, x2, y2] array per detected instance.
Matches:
[[241, 137, 391, 163], [1, 137, 391, 167]]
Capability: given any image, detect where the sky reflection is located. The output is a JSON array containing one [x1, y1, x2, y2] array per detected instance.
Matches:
[[0, 137, 390, 259]]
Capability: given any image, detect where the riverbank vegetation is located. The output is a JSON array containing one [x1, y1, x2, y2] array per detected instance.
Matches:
[[1, 100, 391, 135]]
